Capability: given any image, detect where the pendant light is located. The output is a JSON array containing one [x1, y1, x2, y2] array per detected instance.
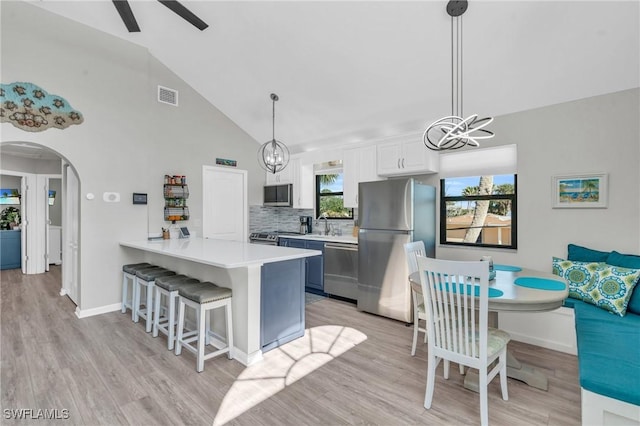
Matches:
[[258, 93, 290, 174], [424, 0, 494, 151]]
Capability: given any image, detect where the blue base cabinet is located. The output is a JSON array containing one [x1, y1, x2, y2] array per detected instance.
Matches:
[[279, 238, 324, 294], [0, 230, 21, 270], [261, 258, 306, 352]]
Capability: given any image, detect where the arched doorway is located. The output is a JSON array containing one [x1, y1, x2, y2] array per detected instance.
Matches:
[[0, 141, 81, 306]]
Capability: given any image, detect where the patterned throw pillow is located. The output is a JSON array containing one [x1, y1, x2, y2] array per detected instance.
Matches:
[[552, 257, 604, 301], [582, 266, 640, 316]]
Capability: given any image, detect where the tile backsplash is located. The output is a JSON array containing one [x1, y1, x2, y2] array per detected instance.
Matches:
[[249, 205, 357, 236]]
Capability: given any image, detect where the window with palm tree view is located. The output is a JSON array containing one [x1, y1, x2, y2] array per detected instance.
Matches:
[[316, 172, 353, 219], [441, 174, 517, 249]]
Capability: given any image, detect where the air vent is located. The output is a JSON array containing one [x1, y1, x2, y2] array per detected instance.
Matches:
[[157, 85, 178, 106]]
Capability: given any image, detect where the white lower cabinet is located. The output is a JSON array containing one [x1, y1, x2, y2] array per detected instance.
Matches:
[[377, 139, 439, 176], [343, 145, 383, 208]]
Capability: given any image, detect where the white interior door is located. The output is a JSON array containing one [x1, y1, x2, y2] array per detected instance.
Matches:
[[44, 177, 50, 272], [20, 176, 27, 274], [62, 163, 79, 304], [202, 166, 247, 242]]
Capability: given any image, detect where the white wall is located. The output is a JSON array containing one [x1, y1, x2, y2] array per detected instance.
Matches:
[[1, 2, 264, 312], [437, 88, 640, 270], [0, 156, 61, 174]]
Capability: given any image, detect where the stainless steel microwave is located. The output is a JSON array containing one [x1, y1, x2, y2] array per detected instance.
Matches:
[[263, 184, 292, 207]]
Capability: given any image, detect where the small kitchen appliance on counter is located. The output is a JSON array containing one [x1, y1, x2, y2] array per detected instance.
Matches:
[[299, 216, 312, 235]]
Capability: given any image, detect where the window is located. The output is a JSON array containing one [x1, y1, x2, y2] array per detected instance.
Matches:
[[440, 174, 517, 249], [315, 172, 353, 219]]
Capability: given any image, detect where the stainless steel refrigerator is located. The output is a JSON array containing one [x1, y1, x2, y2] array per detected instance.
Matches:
[[357, 178, 435, 322]]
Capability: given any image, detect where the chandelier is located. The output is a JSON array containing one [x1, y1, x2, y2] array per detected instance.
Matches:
[[258, 93, 290, 174], [424, 0, 494, 151]]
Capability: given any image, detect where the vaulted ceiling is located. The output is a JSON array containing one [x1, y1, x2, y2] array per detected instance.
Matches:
[[26, 1, 640, 153]]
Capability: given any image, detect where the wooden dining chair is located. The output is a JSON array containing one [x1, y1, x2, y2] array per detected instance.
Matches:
[[416, 255, 510, 426], [403, 241, 427, 356]]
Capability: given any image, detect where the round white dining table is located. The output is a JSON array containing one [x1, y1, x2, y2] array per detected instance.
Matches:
[[409, 266, 568, 392]]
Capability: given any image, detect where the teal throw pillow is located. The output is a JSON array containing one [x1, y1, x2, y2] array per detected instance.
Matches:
[[552, 257, 604, 301], [606, 251, 640, 315], [581, 265, 640, 316], [567, 244, 610, 263]]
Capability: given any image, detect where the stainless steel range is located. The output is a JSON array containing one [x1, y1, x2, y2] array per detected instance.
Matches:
[[249, 231, 302, 245]]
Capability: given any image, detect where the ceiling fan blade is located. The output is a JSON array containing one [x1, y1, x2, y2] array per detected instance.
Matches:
[[112, 0, 140, 32], [157, 0, 209, 31]]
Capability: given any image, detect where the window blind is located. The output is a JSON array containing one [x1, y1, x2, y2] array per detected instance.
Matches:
[[439, 144, 517, 178]]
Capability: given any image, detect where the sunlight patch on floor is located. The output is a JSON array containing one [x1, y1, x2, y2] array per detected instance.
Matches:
[[212, 325, 367, 426]]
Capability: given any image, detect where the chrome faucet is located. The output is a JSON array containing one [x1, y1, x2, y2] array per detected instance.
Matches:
[[318, 213, 329, 235]]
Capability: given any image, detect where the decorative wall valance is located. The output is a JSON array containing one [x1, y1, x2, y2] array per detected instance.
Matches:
[[0, 82, 84, 132]]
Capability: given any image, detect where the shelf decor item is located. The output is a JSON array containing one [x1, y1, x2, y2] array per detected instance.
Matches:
[[552, 172, 608, 209], [0, 206, 21, 230], [423, 0, 494, 151], [0, 189, 20, 205], [257, 93, 290, 174], [164, 175, 190, 220]]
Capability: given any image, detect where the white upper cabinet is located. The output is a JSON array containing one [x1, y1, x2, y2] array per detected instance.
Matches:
[[343, 145, 383, 208], [292, 158, 313, 209], [265, 164, 292, 185], [376, 138, 439, 176]]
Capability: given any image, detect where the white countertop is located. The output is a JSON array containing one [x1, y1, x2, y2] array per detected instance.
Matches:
[[279, 234, 358, 244], [120, 237, 321, 269]]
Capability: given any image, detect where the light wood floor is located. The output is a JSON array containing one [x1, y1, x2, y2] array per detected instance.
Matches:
[[1, 266, 581, 425]]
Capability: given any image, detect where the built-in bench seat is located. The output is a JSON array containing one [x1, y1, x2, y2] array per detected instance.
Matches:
[[558, 245, 640, 426]]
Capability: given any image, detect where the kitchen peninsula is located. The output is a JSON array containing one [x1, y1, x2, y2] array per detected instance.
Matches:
[[119, 237, 321, 366]]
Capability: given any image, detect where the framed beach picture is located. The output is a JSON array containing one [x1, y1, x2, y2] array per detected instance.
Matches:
[[552, 172, 608, 208]]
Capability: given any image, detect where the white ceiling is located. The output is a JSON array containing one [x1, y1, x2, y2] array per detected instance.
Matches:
[[25, 0, 640, 153]]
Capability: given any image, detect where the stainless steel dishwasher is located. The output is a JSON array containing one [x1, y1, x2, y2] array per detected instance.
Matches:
[[324, 242, 358, 300]]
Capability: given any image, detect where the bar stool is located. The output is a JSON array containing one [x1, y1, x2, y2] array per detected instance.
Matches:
[[152, 275, 201, 350], [175, 282, 233, 372], [122, 262, 154, 320], [134, 267, 176, 332]]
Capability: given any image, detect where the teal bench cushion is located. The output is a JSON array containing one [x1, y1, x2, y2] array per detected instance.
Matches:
[[562, 298, 578, 309], [574, 301, 640, 406]]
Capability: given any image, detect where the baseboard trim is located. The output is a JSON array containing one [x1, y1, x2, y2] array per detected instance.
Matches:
[[233, 348, 263, 366], [75, 303, 121, 319]]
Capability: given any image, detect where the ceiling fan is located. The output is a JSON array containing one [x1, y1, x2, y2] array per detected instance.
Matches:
[[112, 0, 208, 33]]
